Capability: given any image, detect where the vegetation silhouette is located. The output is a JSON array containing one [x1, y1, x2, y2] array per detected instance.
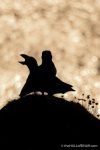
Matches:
[[0, 94, 99, 149], [19, 50, 75, 97], [74, 93, 99, 118]]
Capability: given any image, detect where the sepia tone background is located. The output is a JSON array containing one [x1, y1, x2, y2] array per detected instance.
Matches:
[[0, 0, 100, 117]]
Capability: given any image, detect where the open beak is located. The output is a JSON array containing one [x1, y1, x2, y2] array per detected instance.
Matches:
[[19, 54, 29, 65]]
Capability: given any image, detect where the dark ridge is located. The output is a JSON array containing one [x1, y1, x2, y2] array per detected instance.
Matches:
[[0, 95, 99, 149]]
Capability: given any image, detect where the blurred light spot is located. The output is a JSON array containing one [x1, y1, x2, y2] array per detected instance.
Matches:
[[94, 82, 100, 88], [92, 56, 98, 63], [14, 74, 21, 82], [81, 69, 90, 76], [69, 30, 81, 43], [74, 76, 81, 82], [98, 108, 100, 115]]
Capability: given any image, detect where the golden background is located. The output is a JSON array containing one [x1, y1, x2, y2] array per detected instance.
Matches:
[[0, 0, 100, 117]]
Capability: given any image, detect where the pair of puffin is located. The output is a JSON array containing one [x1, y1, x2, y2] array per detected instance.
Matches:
[[19, 50, 75, 97]]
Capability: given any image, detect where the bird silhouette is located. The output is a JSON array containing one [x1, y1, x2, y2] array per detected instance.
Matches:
[[45, 76, 75, 95], [19, 52, 75, 96], [39, 50, 57, 78], [38, 50, 57, 94], [19, 54, 39, 97], [39, 50, 75, 95]]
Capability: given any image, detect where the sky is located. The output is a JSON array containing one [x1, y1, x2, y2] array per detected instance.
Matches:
[[0, 0, 100, 118]]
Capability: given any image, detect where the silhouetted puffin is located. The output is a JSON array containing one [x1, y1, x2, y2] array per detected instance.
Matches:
[[19, 54, 39, 97]]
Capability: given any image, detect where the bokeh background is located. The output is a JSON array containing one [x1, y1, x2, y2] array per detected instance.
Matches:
[[0, 0, 100, 117]]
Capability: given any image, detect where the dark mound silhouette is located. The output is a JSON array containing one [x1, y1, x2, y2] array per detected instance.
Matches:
[[0, 95, 99, 149]]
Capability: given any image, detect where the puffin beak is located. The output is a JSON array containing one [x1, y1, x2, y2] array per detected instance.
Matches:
[[19, 54, 29, 65], [19, 61, 26, 65], [20, 54, 29, 59]]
